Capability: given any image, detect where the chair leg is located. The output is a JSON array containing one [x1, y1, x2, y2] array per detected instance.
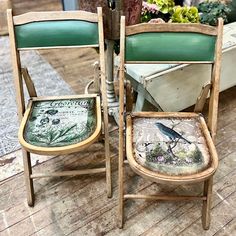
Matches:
[[22, 148, 34, 206], [202, 176, 213, 230], [118, 158, 124, 228], [118, 184, 124, 228], [105, 137, 112, 198]]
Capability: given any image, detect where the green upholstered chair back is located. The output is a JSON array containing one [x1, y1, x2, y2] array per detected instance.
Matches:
[[15, 21, 99, 49], [125, 32, 216, 62], [11, 11, 99, 49], [124, 23, 221, 63]]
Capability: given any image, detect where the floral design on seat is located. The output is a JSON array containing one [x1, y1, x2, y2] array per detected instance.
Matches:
[[24, 97, 97, 147], [133, 117, 211, 176]]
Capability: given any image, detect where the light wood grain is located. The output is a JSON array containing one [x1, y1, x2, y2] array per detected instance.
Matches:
[[194, 82, 211, 112], [124, 194, 206, 201], [126, 23, 218, 36], [7, 9, 25, 120], [21, 67, 37, 97], [202, 176, 213, 230], [13, 10, 98, 25], [208, 18, 224, 141], [98, 6, 112, 198], [118, 15, 126, 229], [22, 148, 34, 206], [30, 168, 106, 178]]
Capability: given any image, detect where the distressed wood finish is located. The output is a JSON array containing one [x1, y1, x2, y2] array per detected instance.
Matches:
[[7, 8, 33, 205], [118, 15, 126, 229], [21, 67, 37, 97], [31, 94, 99, 101], [22, 148, 34, 206], [30, 168, 106, 178], [126, 80, 134, 112], [194, 83, 212, 112], [202, 176, 213, 229], [13, 10, 98, 25], [208, 18, 224, 141], [131, 111, 200, 118], [7, 9, 25, 120], [118, 17, 224, 230], [7, 7, 111, 206], [126, 23, 218, 36], [124, 194, 207, 201], [98, 7, 112, 198]]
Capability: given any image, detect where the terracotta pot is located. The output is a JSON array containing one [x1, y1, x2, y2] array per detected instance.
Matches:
[[123, 0, 143, 25], [79, 0, 143, 39]]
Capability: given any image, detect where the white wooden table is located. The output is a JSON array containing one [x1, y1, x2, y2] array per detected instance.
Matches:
[[125, 22, 236, 111]]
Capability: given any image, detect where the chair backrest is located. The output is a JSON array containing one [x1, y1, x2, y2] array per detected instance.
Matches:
[[120, 17, 223, 141], [9, 10, 100, 49], [7, 8, 107, 121], [119, 17, 223, 140], [122, 21, 222, 64]]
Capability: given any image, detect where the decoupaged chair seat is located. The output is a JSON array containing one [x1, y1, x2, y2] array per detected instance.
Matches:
[[126, 113, 218, 183], [19, 95, 101, 154]]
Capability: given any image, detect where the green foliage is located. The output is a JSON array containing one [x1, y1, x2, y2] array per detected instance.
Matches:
[[192, 148, 203, 163], [141, 0, 175, 22], [147, 0, 175, 14], [171, 6, 200, 23], [141, 1, 160, 22], [198, 1, 231, 26], [146, 143, 166, 162]]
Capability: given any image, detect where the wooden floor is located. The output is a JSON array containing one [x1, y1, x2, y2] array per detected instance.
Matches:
[[0, 1, 236, 235]]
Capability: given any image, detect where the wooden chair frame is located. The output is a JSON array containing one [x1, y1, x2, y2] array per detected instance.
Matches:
[[118, 17, 223, 229], [7, 8, 112, 206]]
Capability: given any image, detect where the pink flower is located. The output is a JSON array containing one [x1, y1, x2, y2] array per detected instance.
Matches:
[[157, 155, 165, 162], [142, 1, 159, 15]]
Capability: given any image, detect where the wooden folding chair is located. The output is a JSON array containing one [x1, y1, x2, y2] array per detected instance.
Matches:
[[118, 17, 223, 230], [7, 7, 111, 206]]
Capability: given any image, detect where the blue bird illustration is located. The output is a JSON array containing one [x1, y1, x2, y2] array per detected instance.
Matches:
[[155, 122, 191, 144]]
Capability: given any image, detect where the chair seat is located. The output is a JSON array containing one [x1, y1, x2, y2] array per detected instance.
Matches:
[[19, 95, 101, 154], [126, 112, 218, 183]]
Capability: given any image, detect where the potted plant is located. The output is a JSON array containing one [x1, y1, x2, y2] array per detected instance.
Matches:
[[141, 0, 199, 23], [170, 5, 200, 23], [197, 1, 231, 25]]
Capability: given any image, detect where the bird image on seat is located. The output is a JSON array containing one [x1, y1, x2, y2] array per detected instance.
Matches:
[[155, 122, 191, 144]]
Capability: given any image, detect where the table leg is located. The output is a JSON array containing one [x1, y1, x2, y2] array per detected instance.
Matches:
[[135, 92, 145, 111], [106, 40, 119, 123]]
